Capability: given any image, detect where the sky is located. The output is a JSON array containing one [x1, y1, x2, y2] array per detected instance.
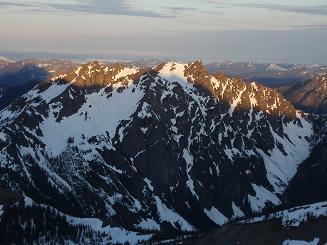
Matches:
[[0, 0, 326, 64]]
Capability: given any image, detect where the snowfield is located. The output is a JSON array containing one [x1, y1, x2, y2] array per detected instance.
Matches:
[[240, 201, 327, 227]]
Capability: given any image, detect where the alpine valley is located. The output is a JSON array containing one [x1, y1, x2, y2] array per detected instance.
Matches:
[[0, 60, 326, 244]]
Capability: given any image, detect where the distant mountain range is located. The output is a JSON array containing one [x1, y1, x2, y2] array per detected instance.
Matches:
[[0, 58, 77, 109], [205, 61, 327, 87], [276, 75, 327, 114]]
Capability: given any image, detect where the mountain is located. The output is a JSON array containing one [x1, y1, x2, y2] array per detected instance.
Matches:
[[276, 75, 327, 114], [205, 62, 327, 88], [0, 57, 12, 69], [0, 60, 318, 243], [190, 201, 327, 245], [205, 62, 327, 114], [281, 114, 327, 207], [0, 59, 77, 109], [0, 81, 39, 110], [0, 59, 77, 87], [0, 188, 151, 244], [0, 56, 14, 63]]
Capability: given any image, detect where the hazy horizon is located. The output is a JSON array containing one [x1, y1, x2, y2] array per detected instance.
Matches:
[[2, 49, 327, 66], [0, 0, 326, 64]]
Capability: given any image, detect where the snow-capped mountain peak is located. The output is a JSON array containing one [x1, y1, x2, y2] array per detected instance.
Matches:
[[0, 60, 314, 234]]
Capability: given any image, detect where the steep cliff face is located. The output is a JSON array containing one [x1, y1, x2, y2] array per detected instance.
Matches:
[[0, 61, 313, 234]]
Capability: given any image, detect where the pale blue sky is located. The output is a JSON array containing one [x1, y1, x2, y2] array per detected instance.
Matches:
[[0, 0, 326, 63]]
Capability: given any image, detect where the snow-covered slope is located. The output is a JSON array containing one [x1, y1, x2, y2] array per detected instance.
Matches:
[[0, 190, 153, 244], [240, 201, 327, 227], [0, 61, 314, 234], [192, 201, 327, 245]]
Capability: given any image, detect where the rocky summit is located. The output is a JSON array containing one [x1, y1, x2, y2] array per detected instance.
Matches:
[[0, 60, 324, 244]]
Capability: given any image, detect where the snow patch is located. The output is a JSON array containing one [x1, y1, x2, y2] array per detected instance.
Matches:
[[232, 202, 245, 218], [39, 83, 70, 103], [267, 64, 288, 72], [144, 178, 154, 191], [241, 201, 327, 227], [24, 196, 34, 207], [40, 82, 144, 156], [258, 116, 313, 193], [228, 86, 246, 116], [69, 216, 152, 244], [115, 67, 138, 80], [138, 102, 152, 119], [183, 149, 199, 199], [0, 131, 6, 142], [204, 206, 228, 225], [154, 196, 194, 231], [248, 184, 280, 213], [282, 238, 319, 245], [159, 62, 187, 84], [0, 205, 3, 221], [135, 218, 160, 231]]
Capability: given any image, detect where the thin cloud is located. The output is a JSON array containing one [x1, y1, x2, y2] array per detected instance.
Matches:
[[166, 6, 198, 14], [0, 1, 30, 7], [0, 0, 169, 18], [233, 3, 327, 16], [166, 6, 222, 16], [291, 24, 327, 30]]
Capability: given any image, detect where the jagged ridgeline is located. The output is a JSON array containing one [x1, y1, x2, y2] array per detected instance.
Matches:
[[0, 61, 314, 242]]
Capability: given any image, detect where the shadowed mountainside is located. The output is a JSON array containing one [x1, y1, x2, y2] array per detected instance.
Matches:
[[0, 60, 321, 243], [276, 75, 327, 114], [0, 59, 77, 109]]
